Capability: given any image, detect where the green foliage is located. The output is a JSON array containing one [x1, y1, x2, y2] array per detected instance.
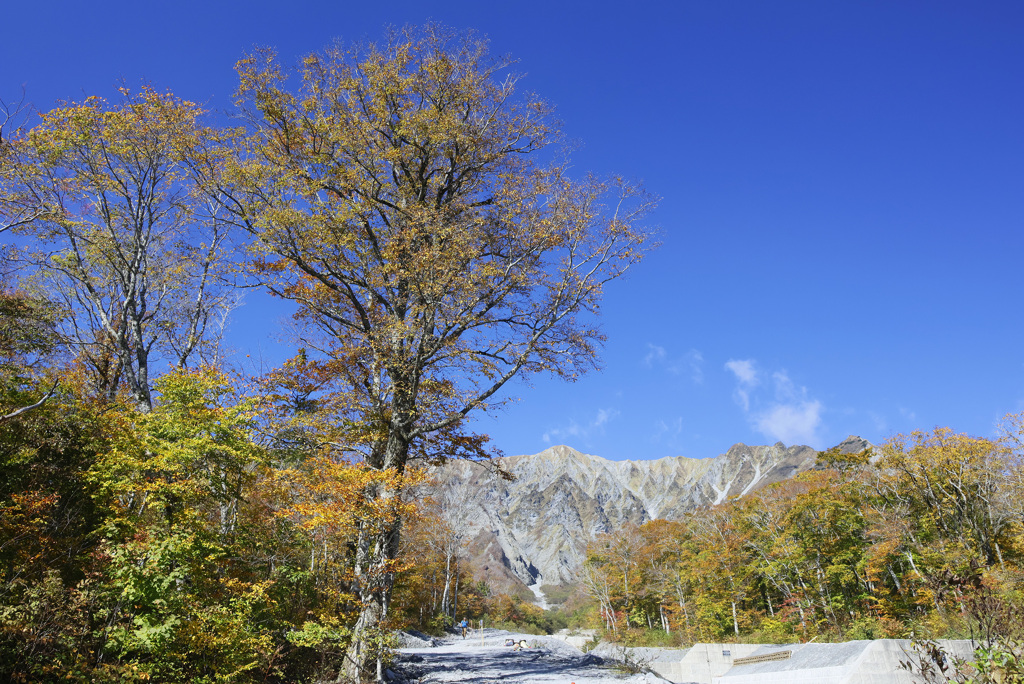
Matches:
[[902, 638, 1024, 684], [970, 639, 1024, 683], [615, 628, 679, 648], [577, 435, 1024, 647], [539, 583, 574, 605], [0, 364, 396, 682], [442, 592, 570, 636], [3, 25, 658, 681], [2, 58, 1023, 681]]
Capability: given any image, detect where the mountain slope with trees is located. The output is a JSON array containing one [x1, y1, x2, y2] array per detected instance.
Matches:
[[576, 427, 1024, 645], [430, 438, 869, 590]]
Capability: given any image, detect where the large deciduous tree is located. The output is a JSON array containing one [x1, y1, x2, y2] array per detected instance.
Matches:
[[1, 88, 237, 410], [219, 25, 656, 680]]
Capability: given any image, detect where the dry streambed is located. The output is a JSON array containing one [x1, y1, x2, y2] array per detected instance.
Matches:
[[390, 629, 672, 684]]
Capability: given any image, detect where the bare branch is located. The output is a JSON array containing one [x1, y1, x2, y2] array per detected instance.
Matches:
[[0, 379, 59, 423]]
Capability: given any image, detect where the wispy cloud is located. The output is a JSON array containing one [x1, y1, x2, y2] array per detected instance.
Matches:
[[725, 361, 825, 447], [725, 359, 759, 411], [653, 416, 685, 449], [646, 344, 704, 383], [681, 350, 704, 384], [593, 407, 618, 428], [725, 359, 758, 385], [542, 407, 621, 445], [644, 344, 667, 367]]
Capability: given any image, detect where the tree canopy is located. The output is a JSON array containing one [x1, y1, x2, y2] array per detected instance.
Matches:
[[218, 26, 655, 468], [0, 24, 656, 683], [2, 88, 237, 410], [207, 26, 656, 677]]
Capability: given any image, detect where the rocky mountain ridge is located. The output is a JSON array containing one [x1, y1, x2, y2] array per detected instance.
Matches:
[[433, 436, 870, 592]]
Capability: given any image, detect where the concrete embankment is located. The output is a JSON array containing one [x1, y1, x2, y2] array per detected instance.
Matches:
[[581, 639, 977, 684]]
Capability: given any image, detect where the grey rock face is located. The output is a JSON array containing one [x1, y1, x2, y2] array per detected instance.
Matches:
[[433, 439, 855, 590]]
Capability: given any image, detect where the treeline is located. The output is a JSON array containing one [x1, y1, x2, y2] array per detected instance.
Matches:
[[1, 23, 653, 683], [0, 292, 541, 681], [2, 24, 655, 679], [0, 298, 549, 682], [0, 301, 413, 681], [2, 22, 655, 684], [392, 494, 566, 637], [580, 426, 1024, 645], [5, 20, 1022, 684]]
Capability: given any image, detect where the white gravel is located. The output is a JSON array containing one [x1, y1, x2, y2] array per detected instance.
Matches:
[[391, 629, 672, 684]]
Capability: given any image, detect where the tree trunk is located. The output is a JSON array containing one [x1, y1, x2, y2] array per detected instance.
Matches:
[[441, 553, 452, 619], [342, 408, 412, 682], [452, 559, 460, 623], [340, 517, 401, 683]]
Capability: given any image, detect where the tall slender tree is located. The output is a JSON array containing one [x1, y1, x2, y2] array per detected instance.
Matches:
[[1, 88, 237, 410]]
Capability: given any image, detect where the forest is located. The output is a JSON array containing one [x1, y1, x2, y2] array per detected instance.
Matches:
[[576, 429, 1024, 646], [1, 23, 1022, 684], [0, 24, 652, 682]]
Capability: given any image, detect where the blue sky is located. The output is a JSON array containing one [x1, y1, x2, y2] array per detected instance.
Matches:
[[3, 1, 1023, 460]]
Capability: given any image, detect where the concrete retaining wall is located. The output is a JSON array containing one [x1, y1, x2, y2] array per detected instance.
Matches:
[[713, 639, 976, 684], [671, 643, 769, 683], [590, 641, 768, 683], [591, 639, 977, 684]]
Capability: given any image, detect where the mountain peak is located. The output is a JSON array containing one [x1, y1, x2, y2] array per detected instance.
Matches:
[[835, 435, 872, 453], [437, 437, 867, 589]]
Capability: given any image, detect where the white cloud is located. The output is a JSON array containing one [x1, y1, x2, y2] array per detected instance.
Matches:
[[683, 350, 704, 384], [541, 420, 581, 444], [543, 407, 620, 445], [771, 370, 798, 401], [725, 359, 758, 385], [644, 344, 667, 367], [646, 345, 704, 383], [725, 359, 759, 411], [867, 411, 888, 432], [653, 416, 684, 447], [755, 400, 823, 446], [726, 360, 825, 447], [593, 407, 619, 428]]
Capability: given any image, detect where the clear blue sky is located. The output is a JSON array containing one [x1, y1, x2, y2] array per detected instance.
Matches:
[[4, 1, 1023, 460]]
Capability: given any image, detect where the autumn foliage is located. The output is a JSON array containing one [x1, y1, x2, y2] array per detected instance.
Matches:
[[578, 427, 1024, 646], [3, 21, 1023, 684], [1, 23, 655, 683]]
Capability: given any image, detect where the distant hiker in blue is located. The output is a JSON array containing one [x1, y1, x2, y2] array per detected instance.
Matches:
[[459, 618, 469, 639]]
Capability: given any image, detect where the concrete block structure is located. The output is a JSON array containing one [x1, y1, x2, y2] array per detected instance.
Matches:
[[713, 639, 976, 684], [667, 643, 768, 683], [596, 639, 977, 684]]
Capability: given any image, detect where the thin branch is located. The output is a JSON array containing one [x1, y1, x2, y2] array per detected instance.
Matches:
[[0, 380, 59, 423]]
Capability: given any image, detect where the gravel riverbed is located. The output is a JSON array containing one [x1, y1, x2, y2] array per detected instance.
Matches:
[[390, 629, 672, 684]]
